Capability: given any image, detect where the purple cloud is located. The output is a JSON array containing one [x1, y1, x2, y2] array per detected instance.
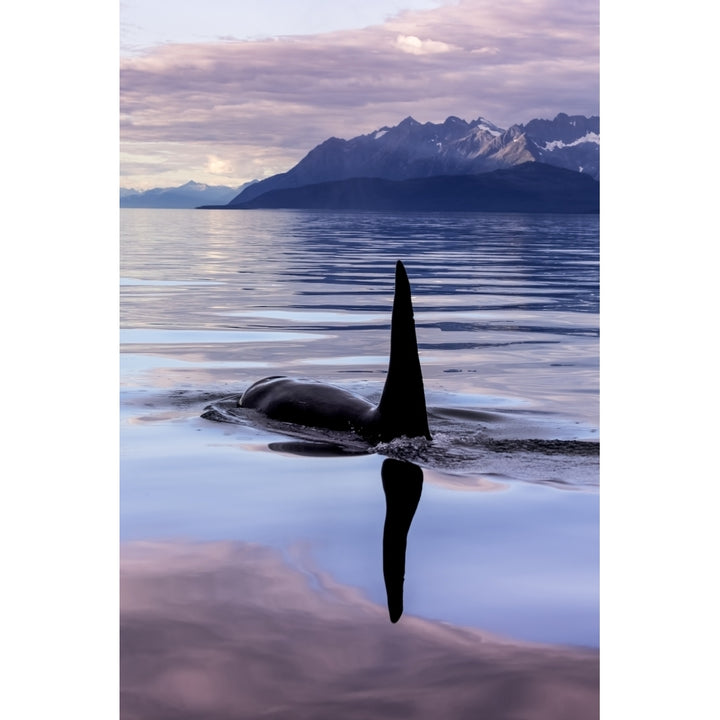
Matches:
[[120, 0, 598, 187]]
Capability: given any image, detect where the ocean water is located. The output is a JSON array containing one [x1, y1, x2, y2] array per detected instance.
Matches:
[[120, 209, 599, 654]]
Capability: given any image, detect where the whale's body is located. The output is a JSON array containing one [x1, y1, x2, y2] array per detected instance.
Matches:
[[240, 261, 431, 444]]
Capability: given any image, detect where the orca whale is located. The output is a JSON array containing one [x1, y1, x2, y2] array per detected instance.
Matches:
[[239, 260, 431, 444]]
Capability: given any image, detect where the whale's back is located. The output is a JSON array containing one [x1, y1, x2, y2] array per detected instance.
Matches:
[[241, 377, 377, 436]]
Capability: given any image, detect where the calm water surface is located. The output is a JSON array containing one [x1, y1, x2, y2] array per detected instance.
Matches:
[[120, 209, 599, 649]]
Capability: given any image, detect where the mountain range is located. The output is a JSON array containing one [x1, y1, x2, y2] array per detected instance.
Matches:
[[122, 112, 599, 212], [226, 112, 599, 207], [120, 180, 257, 208]]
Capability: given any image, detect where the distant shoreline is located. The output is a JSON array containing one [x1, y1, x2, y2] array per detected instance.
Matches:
[[197, 164, 599, 214]]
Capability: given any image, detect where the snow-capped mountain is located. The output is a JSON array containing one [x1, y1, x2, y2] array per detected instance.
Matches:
[[120, 180, 257, 208], [230, 113, 598, 205], [522, 114, 599, 178]]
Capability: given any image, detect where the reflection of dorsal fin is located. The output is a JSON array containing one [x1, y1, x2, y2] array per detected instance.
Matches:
[[382, 459, 424, 623], [377, 261, 431, 441]]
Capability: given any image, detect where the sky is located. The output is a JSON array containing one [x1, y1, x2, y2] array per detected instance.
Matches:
[[120, 0, 599, 189]]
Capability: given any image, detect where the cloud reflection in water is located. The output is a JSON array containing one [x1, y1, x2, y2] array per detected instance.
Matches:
[[120, 539, 598, 720]]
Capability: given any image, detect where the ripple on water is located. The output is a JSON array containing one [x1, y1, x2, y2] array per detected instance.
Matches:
[[199, 393, 598, 488]]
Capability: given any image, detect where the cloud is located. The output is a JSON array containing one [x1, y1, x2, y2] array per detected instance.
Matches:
[[205, 154, 234, 175], [120, 0, 598, 186], [395, 33, 454, 54]]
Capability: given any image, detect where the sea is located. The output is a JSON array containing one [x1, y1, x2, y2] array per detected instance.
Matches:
[[120, 208, 599, 663]]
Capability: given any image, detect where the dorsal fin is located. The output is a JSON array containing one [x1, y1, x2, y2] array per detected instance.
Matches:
[[376, 261, 431, 441]]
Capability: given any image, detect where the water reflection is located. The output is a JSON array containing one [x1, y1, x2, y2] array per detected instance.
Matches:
[[120, 538, 599, 720], [268, 440, 424, 624], [381, 459, 423, 623]]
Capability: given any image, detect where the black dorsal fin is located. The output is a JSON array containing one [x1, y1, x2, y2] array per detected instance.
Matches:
[[376, 261, 431, 441]]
